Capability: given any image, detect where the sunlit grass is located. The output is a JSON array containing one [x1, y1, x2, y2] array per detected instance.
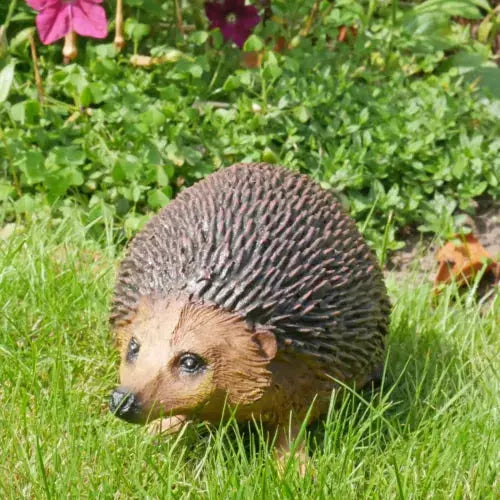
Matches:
[[0, 217, 498, 497]]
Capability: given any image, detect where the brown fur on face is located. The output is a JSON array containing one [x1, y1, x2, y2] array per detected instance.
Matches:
[[114, 296, 278, 423]]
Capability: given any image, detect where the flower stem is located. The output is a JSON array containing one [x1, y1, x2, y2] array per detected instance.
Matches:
[[115, 0, 125, 51], [28, 32, 45, 104], [3, 0, 18, 31], [300, 0, 321, 38], [174, 0, 185, 37], [63, 31, 78, 64]]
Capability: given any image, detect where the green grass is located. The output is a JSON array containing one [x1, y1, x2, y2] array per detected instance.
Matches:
[[0, 216, 498, 498]]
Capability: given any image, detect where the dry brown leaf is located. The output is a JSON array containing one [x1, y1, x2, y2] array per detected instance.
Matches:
[[337, 25, 358, 43], [241, 51, 264, 69], [433, 233, 499, 294], [241, 37, 290, 68]]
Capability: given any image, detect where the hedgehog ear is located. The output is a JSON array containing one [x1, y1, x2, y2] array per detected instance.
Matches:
[[252, 330, 277, 360]]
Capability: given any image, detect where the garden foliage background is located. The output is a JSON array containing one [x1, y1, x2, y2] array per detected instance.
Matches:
[[0, 1, 499, 496], [1, 0, 499, 256]]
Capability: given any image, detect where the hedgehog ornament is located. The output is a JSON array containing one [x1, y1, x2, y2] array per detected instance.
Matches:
[[109, 163, 390, 462]]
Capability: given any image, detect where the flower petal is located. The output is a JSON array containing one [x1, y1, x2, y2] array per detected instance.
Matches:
[[238, 7, 260, 31], [72, 0, 108, 39], [204, 2, 224, 26], [229, 0, 246, 9], [221, 24, 251, 48], [35, 4, 71, 45], [221, 0, 246, 16]]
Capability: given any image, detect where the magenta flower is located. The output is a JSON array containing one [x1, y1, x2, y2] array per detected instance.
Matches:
[[205, 0, 260, 48], [26, 0, 108, 45]]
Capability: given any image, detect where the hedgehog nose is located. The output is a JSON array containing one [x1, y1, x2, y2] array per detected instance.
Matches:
[[109, 387, 141, 422]]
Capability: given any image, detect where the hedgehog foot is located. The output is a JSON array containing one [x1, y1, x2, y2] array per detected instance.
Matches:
[[273, 423, 309, 477], [147, 415, 189, 435]]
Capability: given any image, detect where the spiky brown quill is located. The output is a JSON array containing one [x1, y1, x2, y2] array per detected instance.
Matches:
[[111, 163, 390, 383]]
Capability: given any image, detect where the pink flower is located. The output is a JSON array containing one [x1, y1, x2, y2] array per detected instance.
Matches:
[[205, 0, 260, 48], [26, 0, 108, 45]]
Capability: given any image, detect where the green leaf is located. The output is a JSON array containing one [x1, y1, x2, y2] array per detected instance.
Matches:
[[124, 18, 151, 43], [444, 51, 485, 71], [293, 106, 310, 123], [470, 180, 488, 196], [403, 12, 449, 37], [263, 52, 282, 80], [66, 167, 84, 186], [243, 35, 264, 52], [262, 147, 279, 164], [25, 100, 41, 123], [10, 101, 25, 123], [141, 107, 166, 129], [22, 151, 46, 184], [414, 0, 484, 19], [166, 144, 184, 166], [0, 62, 15, 103], [125, 0, 146, 6], [94, 43, 118, 59], [54, 147, 86, 166], [151, 47, 185, 62], [210, 28, 223, 49], [8, 99, 40, 124], [0, 25, 6, 58], [147, 189, 170, 209], [155, 165, 169, 187], [466, 67, 500, 99], [0, 182, 14, 201], [189, 31, 209, 46], [9, 27, 35, 55], [477, 18, 493, 44], [125, 0, 162, 13], [113, 156, 139, 182], [175, 60, 203, 78], [124, 213, 150, 237], [80, 86, 93, 107], [452, 156, 466, 179], [15, 194, 36, 214], [223, 74, 241, 92]]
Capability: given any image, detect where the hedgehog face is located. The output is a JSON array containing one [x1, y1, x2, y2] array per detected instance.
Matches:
[[111, 297, 277, 424]]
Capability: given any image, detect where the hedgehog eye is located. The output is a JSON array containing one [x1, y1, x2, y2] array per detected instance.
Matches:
[[126, 337, 140, 362], [179, 353, 205, 374]]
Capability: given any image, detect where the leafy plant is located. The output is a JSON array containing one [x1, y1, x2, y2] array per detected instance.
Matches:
[[0, 0, 499, 254]]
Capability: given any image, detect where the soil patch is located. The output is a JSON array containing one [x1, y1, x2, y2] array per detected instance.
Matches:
[[387, 199, 500, 284]]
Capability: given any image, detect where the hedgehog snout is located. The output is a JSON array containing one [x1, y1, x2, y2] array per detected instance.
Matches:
[[109, 387, 143, 423]]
